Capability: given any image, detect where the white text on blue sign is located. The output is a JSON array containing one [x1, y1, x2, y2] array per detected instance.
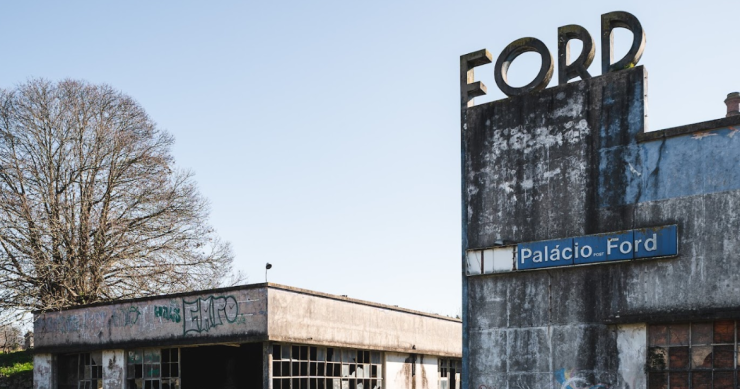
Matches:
[[517, 225, 678, 270]]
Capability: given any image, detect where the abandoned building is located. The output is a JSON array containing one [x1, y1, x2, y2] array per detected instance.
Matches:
[[32, 283, 461, 389], [460, 11, 740, 389]]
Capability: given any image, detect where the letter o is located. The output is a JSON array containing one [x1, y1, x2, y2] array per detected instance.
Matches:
[[620, 241, 632, 254], [580, 245, 592, 258], [494, 37, 554, 97]]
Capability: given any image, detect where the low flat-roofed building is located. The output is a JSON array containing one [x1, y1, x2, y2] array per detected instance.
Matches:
[[32, 283, 461, 389]]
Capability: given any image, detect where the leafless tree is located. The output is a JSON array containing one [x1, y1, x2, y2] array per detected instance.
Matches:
[[0, 323, 21, 353], [0, 79, 243, 316]]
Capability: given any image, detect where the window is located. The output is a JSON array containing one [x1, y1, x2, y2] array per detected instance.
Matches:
[[126, 348, 180, 389], [438, 359, 460, 389], [648, 321, 738, 389], [78, 352, 103, 389], [272, 344, 382, 389]]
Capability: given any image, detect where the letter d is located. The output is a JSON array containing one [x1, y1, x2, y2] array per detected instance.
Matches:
[[645, 233, 657, 251]]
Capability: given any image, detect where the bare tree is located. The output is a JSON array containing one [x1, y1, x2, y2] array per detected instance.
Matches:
[[0, 79, 243, 315], [0, 324, 21, 353]]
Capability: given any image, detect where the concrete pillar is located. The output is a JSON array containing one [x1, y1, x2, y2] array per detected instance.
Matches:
[[263, 342, 272, 389], [103, 350, 125, 389], [33, 353, 54, 389]]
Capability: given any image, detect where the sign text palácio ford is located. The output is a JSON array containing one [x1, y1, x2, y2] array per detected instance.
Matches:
[[517, 225, 677, 270]]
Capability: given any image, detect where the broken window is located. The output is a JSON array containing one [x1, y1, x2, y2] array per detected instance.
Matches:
[[648, 321, 738, 389], [272, 343, 382, 389], [438, 359, 461, 389], [126, 348, 180, 389], [77, 352, 103, 389]]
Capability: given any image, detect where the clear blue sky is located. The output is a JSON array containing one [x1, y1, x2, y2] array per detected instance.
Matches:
[[2, 1, 737, 316]]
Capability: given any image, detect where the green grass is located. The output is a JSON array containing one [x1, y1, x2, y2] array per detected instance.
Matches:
[[0, 350, 32, 377]]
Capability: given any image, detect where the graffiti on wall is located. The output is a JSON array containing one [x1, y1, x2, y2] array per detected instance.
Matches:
[[111, 306, 141, 328], [154, 305, 181, 323], [554, 369, 610, 389], [36, 306, 140, 334], [182, 295, 239, 335]]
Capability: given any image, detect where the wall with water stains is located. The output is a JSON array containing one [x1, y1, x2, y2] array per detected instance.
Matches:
[[385, 352, 437, 389], [268, 286, 461, 357], [34, 283, 461, 360], [462, 65, 740, 388], [34, 285, 268, 352]]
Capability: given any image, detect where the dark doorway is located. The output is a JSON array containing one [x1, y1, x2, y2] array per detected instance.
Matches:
[[181, 343, 263, 389]]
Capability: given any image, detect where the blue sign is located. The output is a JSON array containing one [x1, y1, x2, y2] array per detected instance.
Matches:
[[516, 225, 678, 270], [518, 238, 574, 270]]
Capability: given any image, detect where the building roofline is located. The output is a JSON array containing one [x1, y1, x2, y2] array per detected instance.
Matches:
[[638, 115, 740, 142], [33, 282, 461, 323]]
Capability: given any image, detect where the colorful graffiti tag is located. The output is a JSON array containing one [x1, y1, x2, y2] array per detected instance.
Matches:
[[554, 369, 610, 389]]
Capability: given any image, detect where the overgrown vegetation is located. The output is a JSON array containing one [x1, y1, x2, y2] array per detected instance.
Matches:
[[0, 350, 32, 377]]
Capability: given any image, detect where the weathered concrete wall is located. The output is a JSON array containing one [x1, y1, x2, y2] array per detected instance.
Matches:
[[34, 286, 268, 352], [102, 349, 124, 389], [267, 285, 461, 357], [385, 352, 437, 389], [462, 64, 740, 388], [32, 353, 53, 389]]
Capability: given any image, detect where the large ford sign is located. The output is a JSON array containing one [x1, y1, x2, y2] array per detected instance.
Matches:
[[517, 225, 677, 270]]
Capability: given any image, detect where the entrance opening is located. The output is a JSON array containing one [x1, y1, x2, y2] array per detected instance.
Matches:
[[180, 343, 263, 389]]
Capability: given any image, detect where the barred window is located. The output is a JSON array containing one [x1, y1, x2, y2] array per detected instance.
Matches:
[[78, 352, 103, 389], [126, 348, 180, 389], [272, 344, 382, 389], [438, 359, 460, 389], [648, 321, 737, 389]]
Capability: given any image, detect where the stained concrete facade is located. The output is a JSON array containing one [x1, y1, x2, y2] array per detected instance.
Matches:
[[461, 63, 740, 388], [33, 283, 461, 389]]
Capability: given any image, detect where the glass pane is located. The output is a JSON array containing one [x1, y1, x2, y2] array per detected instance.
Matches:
[[342, 364, 349, 378], [327, 348, 335, 362], [646, 347, 667, 371], [318, 362, 325, 376], [128, 350, 137, 364], [668, 347, 689, 369], [370, 352, 380, 364], [714, 371, 735, 389], [714, 321, 735, 343], [669, 372, 688, 389], [691, 372, 711, 389], [144, 350, 153, 363], [274, 345, 282, 360], [317, 348, 326, 362], [649, 325, 668, 346], [170, 350, 178, 363], [282, 346, 291, 360], [691, 323, 713, 345], [714, 345, 734, 368], [273, 361, 282, 376], [162, 350, 170, 365], [310, 347, 317, 361], [342, 350, 355, 363], [691, 346, 712, 369], [669, 324, 689, 346], [171, 364, 178, 378], [91, 352, 102, 366], [162, 364, 170, 378]]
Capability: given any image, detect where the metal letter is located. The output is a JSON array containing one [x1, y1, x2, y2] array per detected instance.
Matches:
[[558, 24, 595, 85], [601, 11, 646, 74], [460, 49, 493, 108], [494, 37, 553, 97]]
